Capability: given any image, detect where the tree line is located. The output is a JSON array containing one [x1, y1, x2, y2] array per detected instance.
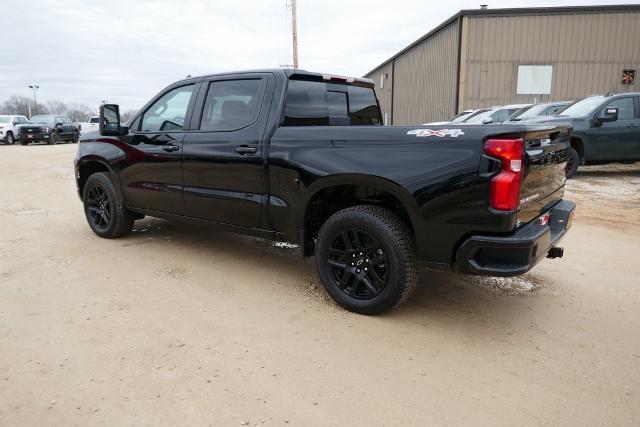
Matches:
[[0, 96, 138, 122]]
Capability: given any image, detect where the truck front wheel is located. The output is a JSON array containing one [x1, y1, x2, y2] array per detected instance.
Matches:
[[315, 205, 418, 315], [82, 172, 134, 238]]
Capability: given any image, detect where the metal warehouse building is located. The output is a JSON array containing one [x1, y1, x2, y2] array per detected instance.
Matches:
[[364, 4, 640, 125]]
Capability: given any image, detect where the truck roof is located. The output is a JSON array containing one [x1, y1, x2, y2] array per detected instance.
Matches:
[[180, 68, 375, 88]]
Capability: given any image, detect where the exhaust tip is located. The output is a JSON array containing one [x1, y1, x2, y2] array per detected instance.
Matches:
[[547, 247, 564, 259]]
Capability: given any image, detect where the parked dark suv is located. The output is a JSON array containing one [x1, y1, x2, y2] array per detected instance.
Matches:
[[18, 115, 80, 145], [526, 93, 640, 177]]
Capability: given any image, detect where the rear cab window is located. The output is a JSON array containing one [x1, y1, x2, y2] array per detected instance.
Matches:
[[282, 79, 381, 126]]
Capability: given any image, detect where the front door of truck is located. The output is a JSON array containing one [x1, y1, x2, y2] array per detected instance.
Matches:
[[181, 73, 274, 228], [589, 96, 639, 161], [118, 83, 198, 215]]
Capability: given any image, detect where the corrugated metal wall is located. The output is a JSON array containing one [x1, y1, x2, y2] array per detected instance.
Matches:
[[392, 20, 459, 124], [460, 11, 640, 109], [366, 61, 394, 124]]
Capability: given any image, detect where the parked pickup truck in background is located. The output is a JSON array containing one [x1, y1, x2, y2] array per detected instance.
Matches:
[[526, 93, 640, 177], [75, 69, 575, 314], [18, 115, 80, 145]]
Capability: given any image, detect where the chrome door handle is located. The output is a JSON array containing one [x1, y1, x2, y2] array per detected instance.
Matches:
[[162, 143, 180, 152], [234, 145, 257, 155]]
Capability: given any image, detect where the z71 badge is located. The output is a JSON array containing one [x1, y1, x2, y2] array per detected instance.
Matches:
[[407, 129, 465, 138]]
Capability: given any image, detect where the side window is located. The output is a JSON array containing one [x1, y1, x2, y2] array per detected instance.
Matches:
[[348, 86, 381, 125], [129, 116, 141, 131], [598, 97, 634, 121], [492, 109, 509, 123], [544, 106, 559, 115], [199, 79, 264, 131], [140, 84, 195, 132]]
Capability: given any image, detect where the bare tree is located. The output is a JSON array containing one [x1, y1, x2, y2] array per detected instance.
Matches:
[[65, 103, 94, 122], [46, 99, 68, 115], [1, 96, 49, 117]]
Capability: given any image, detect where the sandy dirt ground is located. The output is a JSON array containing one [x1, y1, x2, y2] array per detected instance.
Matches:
[[1, 144, 639, 426]]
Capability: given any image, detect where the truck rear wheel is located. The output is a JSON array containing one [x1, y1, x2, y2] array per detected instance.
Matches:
[[315, 205, 418, 315], [82, 172, 134, 238]]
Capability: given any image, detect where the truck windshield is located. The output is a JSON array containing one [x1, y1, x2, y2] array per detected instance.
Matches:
[[450, 111, 474, 122], [283, 80, 381, 126], [509, 104, 547, 120], [556, 96, 606, 117], [460, 109, 490, 122], [0, 117, 10, 123]]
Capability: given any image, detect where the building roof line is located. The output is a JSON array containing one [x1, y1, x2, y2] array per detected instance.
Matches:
[[363, 4, 640, 78]]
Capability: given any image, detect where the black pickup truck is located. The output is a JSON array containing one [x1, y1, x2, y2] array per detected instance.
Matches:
[[75, 69, 575, 314]]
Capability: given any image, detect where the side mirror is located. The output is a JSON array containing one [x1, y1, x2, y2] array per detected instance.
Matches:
[[482, 117, 494, 124], [99, 104, 124, 136]]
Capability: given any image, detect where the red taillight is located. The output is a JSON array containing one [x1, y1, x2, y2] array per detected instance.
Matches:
[[484, 138, 524, 211]]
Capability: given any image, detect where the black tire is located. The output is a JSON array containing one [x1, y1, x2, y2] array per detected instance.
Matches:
[[82, 172, 134, 238], [72, 131, 79, 143], [6, 132, 15, 145], [565, 147, 580, 178], [48, 131, 58, 145], [315, 205, 418, 315]]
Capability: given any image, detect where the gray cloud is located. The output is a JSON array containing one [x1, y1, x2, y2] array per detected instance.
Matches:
[[1, 0, 633, 112]]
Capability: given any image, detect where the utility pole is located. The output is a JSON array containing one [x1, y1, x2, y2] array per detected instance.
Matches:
[[28, 84, 39, 116], [291, 0, 298, 68]]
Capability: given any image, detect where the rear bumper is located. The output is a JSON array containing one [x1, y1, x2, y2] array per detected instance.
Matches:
[[455, 199, 575, 276]]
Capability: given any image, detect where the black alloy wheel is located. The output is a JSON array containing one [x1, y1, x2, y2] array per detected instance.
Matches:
[[86, 185, 112, 231], [315, 205, 418, 315], [327, 229, 389, 300], [82, 172, 135, 238]]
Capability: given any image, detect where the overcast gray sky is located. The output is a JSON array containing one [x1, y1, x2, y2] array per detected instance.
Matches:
[[1, 0, 635, 112]]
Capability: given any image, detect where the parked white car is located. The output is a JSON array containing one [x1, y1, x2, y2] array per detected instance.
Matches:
[[0, 115, 29, 144]]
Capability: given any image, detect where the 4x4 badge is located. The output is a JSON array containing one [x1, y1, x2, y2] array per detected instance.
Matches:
[[407, 129, 465, 138]]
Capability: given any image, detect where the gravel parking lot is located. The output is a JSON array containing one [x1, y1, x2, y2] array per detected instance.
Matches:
[[1, 144, 639, 426]]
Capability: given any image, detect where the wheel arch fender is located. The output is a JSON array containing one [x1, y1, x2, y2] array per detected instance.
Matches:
[[298, 174, 420, 255], [570, 133, 588, 162], [76, 156, 118, 198]]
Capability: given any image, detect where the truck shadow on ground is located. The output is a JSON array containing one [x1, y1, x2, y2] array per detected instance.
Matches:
[[575, 169, 640, 178], [120, 216, 547, 329]]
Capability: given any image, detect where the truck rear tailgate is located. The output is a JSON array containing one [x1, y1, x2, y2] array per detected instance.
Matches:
[[518, 125, 572, 225]]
